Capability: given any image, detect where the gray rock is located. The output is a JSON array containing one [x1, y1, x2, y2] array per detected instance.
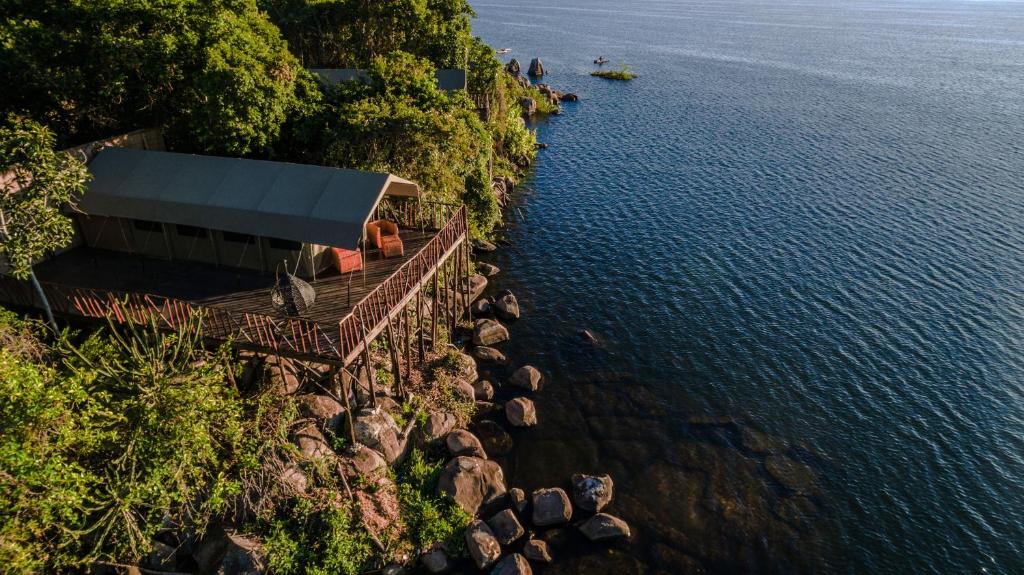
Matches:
[[463, 274, 489, 302], [562, 93, 579, 102], [453, 380, 477, 403], [421, 549, 450, 573], [528, 58, 545, 77], [579, 513, 631, 542], [455, 351, 479, 383], [294, 423, 332, 460], [475, 420, 514, 455], [473, 379, 496, 401], [532, 488, 572, 526], [421, 411, 458, 444], [447, 429, 487, 459], [487, 509, 525, 545], [473, 346, 507, 364], [438, 456, 507, 515], [472, 297, 492, 316], [477, 262, 500, 277], [349, 445, 387, 476], [505, 397, 537, 427], [492, 553, 532, 575], [522, 539, 552, 563], [465, 520, 502, 569], [572, 473, 614, 512], [473, 319, 510, 346], [508, 365, 542, 391], [505, 59, 521, 76], [493, 291, 521, 320], [509, 487, 528, 514], [215, 534, 266, 575], [473, 239, 498, 252], [354, 409, 402, 463]]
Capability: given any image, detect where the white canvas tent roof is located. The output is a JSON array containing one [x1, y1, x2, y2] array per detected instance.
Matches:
[[79, 148, 419, 251]]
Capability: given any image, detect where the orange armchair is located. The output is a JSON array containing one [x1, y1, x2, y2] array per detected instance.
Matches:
[[366, 220, 404, 257]]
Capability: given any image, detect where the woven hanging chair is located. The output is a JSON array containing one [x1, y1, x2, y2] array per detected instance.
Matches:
[[271, 260, 316, 316]]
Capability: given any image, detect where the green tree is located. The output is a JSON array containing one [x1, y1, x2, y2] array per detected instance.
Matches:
[[0, 116, 90, 329]]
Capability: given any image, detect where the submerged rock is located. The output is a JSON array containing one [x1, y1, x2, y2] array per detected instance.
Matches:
[[579, 513, 631, 541], [764, 455, 818, 494], [740, 426, 788, 454], [447, 429, 487, 459], [572, 473, 615, 512], [487, 508, 525, 545], [465, 520, 502, 569], [438, 456, 507, 515], [492, 553, 532, 575], [505, 397, 537, 427], [473, 319, 509, 346], [532, 487, 572, 526], [508, 365, 542, 391], [475, 420, 514, 455], [523, 538, 552, 563], [773, 495, 818, 531]]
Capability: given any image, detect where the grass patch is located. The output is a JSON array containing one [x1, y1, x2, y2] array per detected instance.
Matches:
[[591, 65, 637, 81]]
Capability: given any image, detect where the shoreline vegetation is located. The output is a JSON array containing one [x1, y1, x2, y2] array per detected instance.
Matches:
[[0, 1, 606, 574], [591, 65, 637, 81]]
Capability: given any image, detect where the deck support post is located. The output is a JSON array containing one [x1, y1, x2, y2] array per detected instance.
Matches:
[[464, 240, 473, 322], [403, 306, 412, 379], [334, 367, 357, 446], [416, 288, 426, 362], [385, 313, 403, 399], [431, 267, 439, 351], [358, 309, 377, 409], [448, 256, 457, 336]]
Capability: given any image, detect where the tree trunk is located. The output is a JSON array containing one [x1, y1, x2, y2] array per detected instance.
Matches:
[[28, 268, 57, 331]]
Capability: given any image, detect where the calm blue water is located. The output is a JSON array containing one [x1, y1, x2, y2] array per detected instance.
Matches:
[[471, 1, 1024, 573]]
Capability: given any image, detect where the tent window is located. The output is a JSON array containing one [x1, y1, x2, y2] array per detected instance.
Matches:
[[133, 219, 163, 232], [223, 231, 256, 244], [267, 237, 301, 251], [175, 224, 206, 238]]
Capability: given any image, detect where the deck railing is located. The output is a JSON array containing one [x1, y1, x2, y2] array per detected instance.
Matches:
[[374, 198, 459, 231], [337, 204, 468, 363], [0, 205, 469, 365]]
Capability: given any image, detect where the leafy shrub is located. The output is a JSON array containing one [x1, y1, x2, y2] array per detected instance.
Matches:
[[396, 449, 471, 552]]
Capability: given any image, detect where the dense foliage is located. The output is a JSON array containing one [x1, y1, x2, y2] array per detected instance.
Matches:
[[0, 0, 306, 155], [0, 116, 90, 280]]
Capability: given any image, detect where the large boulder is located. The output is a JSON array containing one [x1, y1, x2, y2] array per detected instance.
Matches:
[[472, 238, 497, 252], [473, 319, 509, 346], [473, 346, 507, 364], [571, 473, 614, 512], [532, 488, 572, 526], [493, 291, 521, 321], [519, 97, 538, 116], [453, 380, 477, 403], [421, 411, 458, 444], [455, 352, 478, 383], [477, 262, 500, 277], [579, 513, 631, 542], [505, 58, 521, 76], [447, 429, 487, 459], [438, 456, 507, 515], [492, 553, 532, 575], [348, 445, 387, 477], [462, 274, 489, 302], [354, 409, 403, 463], [487, 509, 525, 545], [297, 394, 345, 432], [528, 58, 545, 77], [464, 520, 502, 569], [505, 397, 538, 427], [471, 297, 492, 316], [561, 92, 579, 102], [473, 379, 496, 401], [523, 539, 552, 563], [508, 365, 542, 391]]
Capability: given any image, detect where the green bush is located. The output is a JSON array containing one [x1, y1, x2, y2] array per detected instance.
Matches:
[[396, 449, 471, 552]]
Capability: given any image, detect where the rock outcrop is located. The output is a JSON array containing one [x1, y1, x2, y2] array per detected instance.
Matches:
[[297, 394, 345, 432], [438, 456, 507, 515], [505, 58, 521, 76], [572, 473, 614, 512], [532, 487, 572, 526], [505, 397, 538, 427], [579, 513, 631, 541], [528, 58, 545, 77], [465, 520, 502, 569], [519, 97, 537, 116], [473, 319, 510, 346]]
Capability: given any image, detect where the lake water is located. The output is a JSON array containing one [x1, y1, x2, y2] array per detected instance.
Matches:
[[470, 0, 1024, 573]]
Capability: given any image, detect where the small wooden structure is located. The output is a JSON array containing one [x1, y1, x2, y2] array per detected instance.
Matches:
[[0, 146, 474, 371]]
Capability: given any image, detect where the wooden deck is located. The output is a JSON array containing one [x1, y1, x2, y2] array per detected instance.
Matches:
[[0, 206, 471, 365]]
